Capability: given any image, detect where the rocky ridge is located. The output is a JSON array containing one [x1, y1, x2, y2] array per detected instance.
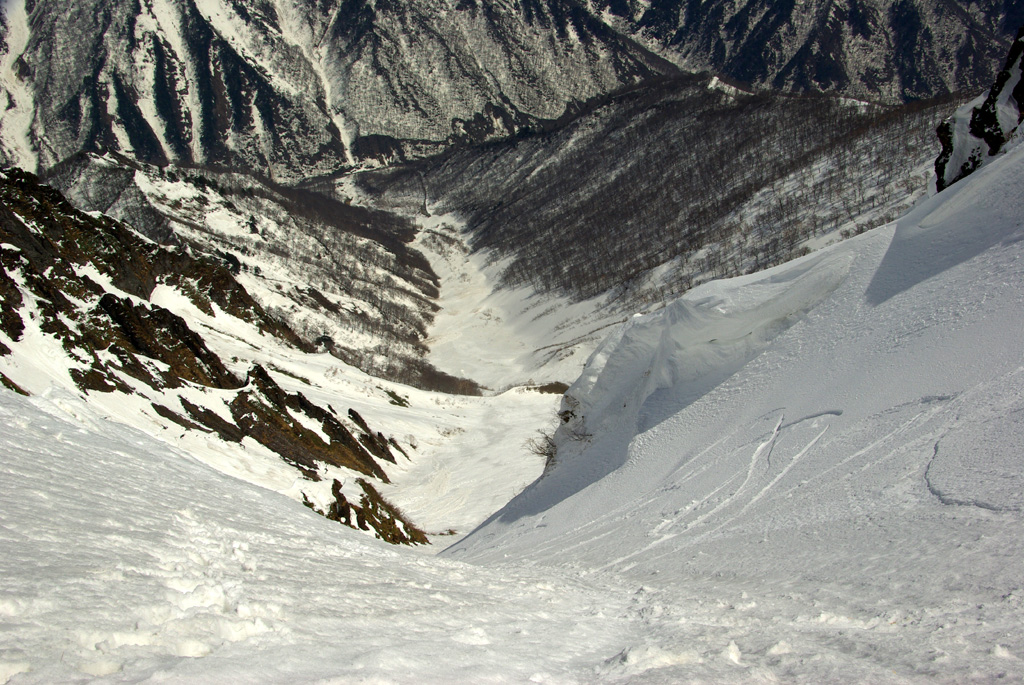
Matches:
[[0, 167, 426, 544]]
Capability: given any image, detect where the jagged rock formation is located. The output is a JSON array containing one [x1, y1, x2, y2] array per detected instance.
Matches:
[[0, 0, 670, 178], [936, 25, 1024, 191], [0, 167, 426, 544], [588, 0, 1020, 102]]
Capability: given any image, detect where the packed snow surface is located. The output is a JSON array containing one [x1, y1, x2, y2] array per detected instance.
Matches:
[[2, 141, 1024, 681]]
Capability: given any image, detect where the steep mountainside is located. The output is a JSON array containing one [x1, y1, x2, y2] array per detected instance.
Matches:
[[359, 75, 953, 309], [1, 0, 1017, 181], [0, 0, 670, 178], [588, 0, 1021, 101]]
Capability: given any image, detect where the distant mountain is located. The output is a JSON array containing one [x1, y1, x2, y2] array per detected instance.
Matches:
[[2, 0, 1018, 182], [0, 0, 671, 178], [588, 0, 1021, 102], [936, 24, 1024, 190]]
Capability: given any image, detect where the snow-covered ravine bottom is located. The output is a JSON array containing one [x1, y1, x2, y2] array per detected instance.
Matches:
[[413, 212, 627, 391]]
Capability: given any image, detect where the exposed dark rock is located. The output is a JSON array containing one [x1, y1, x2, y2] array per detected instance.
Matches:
[[151, 402, 210, 433], [180, 398, 246, 443], [229, 365, 391, 482], [936, 25, 1024, 191], [0, 372, 29, 396], [96, 293, 242, 390], [356, 479, 429, 545]]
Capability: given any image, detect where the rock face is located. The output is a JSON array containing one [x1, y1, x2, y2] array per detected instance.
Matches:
[[0, 166, 426, 544], [936, 25, 1024, 191], [0, 0, 670, 177], [590, 0, 1020, 102]]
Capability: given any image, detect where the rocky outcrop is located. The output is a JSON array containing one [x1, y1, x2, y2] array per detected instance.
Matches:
[[936, 25, 1024, 191], [0, 167, 425, 544]]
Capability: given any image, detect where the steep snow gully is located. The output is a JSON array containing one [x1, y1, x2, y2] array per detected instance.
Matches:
[[3, 80, 1024, 685], [444, 139, 1024, 680]]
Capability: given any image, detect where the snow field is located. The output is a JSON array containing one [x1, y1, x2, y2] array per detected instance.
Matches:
[[0, 389, 645, 684]]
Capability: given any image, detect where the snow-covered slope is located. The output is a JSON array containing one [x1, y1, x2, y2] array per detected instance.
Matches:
[[44, 152, 464, 390], [446, 122, 1024, 680], [0, 388, 628, 683], [355, 75, 951, 392]]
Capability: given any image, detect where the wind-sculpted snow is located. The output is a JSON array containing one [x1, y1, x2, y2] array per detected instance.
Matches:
[[446, 131, 1024, 681]]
